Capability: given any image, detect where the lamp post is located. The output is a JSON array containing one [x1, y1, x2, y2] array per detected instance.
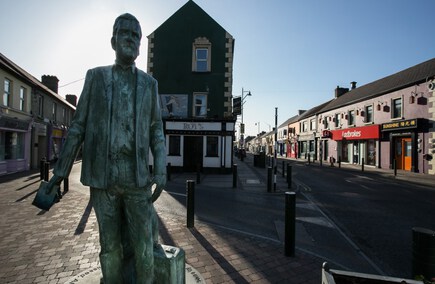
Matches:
[[240, 87, 251, 149]]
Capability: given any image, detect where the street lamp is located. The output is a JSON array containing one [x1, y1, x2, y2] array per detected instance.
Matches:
[[240, 87, 251, 149]]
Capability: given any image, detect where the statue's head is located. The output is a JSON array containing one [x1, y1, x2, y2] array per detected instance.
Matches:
[[111, 13, 142, 65]]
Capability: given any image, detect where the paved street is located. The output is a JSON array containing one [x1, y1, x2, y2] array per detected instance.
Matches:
[[0, 161, 324, 284], [1, 154, 433, 283]]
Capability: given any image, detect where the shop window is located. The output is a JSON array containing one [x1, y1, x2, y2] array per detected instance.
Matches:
[[192, 37, 211, 72], [365, 105, 373, 123], [392, 98, 402, 119], [193, 93, 207, 117], [3, 131, 24, 160], [3, 79, 11, 107], [206, 136, 219, 157], [168, 135, 181, 156]]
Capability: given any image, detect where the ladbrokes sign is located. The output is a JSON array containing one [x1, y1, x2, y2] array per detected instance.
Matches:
[[331, 125, 380, 140]]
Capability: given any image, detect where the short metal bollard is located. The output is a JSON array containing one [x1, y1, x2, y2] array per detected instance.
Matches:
[[232, 164, 237, 188], [167, 163, 171, 181], [282, 161, 285, 177], [267, 167, 272, 193], [393, 159, 397, 177], [40, 159, 46, 180], [287, 164, 292, 189], [361, 158, 365, 172], [338, 156, 341, 168], [196, 163, 200, 184], [285, 192, 296, 257], [186, 180, 195, 228], [63, 178, 69, 194], [44, 161, 50, 181]]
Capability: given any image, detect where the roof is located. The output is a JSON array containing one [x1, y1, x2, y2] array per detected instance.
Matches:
[[0, 52, 76, 110], [320, 57, 435, 113], [298, 100, 333, 120], [149, 0, 231, 38]]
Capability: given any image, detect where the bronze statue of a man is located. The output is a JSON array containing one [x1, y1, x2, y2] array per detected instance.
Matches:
[[47, 13, 166, 283]]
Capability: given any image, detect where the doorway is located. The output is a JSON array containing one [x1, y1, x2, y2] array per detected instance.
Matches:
[[183, 136, 203, 172], [394, 137, 412, 171]]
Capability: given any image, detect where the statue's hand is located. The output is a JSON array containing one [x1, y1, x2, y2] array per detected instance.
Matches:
[[151, 174, 166, 203], [46, 175, 63, 194]]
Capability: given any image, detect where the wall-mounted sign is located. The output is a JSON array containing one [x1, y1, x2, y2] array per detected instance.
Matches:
[[331, 125, 379, 140], [381, 119, 417, 131]]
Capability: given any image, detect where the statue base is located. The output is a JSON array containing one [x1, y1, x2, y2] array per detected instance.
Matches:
[[64, 264, 204, 284], [64, 244, 204, 284]]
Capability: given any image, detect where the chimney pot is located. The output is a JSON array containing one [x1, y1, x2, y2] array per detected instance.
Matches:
[[350, 81, 357, 90], [41, 75, 59, 94]]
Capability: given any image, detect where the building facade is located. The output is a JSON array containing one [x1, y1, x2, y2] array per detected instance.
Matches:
[[147, 0, 235, 173], [0, 52, 76, 175]]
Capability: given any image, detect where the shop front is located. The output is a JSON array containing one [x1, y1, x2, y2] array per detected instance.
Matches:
[[164, 120, 235, 173], [381, 118, 429, 173], [0, 116, 32, 175], [330, 125, 380, 167]]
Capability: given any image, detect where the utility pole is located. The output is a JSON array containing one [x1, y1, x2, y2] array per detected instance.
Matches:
[[274, 107, 278, 191]]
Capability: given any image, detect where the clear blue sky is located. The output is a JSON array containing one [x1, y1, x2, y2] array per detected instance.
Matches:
[[1, 0, 434, 136]]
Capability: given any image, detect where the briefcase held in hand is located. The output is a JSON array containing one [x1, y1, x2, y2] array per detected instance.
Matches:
[[32, 181, 60, 211]]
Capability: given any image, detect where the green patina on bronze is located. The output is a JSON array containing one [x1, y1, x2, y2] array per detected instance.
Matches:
[[44, 13, 171, 283]]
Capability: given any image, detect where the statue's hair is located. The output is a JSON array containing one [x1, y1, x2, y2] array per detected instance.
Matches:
[[113, 13, 142, 38]]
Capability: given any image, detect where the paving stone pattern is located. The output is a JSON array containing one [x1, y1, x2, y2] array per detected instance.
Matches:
[[0, 170, 323, 283]]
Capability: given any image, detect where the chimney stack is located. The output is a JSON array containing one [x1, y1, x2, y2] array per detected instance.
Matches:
[[335, 86, 349, 98], [41, 75, 59, 94], [350, 81, 357, 90], [66, 94, 77, 106]]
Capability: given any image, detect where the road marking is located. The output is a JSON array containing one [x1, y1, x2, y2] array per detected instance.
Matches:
[[165, 191, 186, 197]]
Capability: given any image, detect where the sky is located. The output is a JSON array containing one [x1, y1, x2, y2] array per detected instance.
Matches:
[[1, 0, 434, 136]]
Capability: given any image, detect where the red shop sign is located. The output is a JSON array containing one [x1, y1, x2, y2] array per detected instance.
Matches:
[[331, 125, 380, 140]]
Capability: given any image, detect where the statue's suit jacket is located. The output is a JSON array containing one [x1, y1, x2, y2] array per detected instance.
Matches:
[[54, 65, 166, 189]]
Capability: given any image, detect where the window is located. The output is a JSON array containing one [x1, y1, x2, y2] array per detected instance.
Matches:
[[206, 136, 219, 157], [392, 98, 402, 119], [310, 119, 315, 131], [193, 93, 207, 117], [19, 87, 26, 111], [348, 110, 355, 125], [52, 102, 57, 121], [2, 132, 24, 160], [192, 37, 211, 72], [334, 113, 341, 128], [365, 105, 373, 123], [168, 136, 181, 156], [37, 95, 43, 116], [323, 118, 329, 128], [302, 121, 308, 132], [3, 79, 11, 106]]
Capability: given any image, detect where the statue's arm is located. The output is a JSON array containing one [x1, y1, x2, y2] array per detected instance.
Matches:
[[149, 79, 167, 202], [53, 69, 93, 180]]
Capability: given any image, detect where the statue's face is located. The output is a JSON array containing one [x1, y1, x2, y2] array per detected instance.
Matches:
[[112, 19, 141, 65]]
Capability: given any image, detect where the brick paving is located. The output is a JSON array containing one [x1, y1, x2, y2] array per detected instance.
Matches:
[[0, 167, 323, 284]]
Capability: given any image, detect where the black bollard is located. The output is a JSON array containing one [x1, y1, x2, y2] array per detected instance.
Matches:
[[287, 164, 292, 189], [267, 166, 272, 193], [44, 161, 50, 181], [63, 178, 69, 194], [393, 159, 397, 177], [308, 154, 311, 165], [412, 227, 435, 281], [167, 163, 171, 181], [40, 159, 45, 180], [338, 156, 341, 168], [282, 161, 285, 177], [285, 192, 296, 257], [232, 164, 237, 188], [361, 158, 365, 172], [186, 180, 195, 228]]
